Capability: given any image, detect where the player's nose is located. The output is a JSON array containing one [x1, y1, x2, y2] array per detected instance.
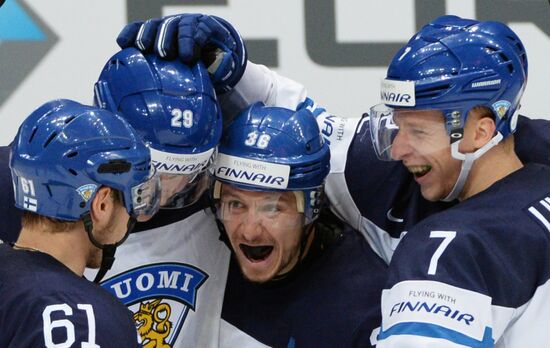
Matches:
[[239, 212, 265, 242], [390, 130, 412, 161]]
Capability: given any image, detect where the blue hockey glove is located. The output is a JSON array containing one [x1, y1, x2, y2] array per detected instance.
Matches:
[[117, 14, 247, 93]]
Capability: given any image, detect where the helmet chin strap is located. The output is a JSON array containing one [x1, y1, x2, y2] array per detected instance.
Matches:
[[81, 212, 136, 283], [442, 132, 504, 202]]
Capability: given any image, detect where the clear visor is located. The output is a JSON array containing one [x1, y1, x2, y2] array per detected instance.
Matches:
[[159, 170, 210, 209], [131, 167, 161, 218], [369, 103, 452, 161], [214, 183, 306, 232]]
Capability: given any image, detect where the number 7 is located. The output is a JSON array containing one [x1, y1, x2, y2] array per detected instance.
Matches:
[[428, 231, 456, 275]]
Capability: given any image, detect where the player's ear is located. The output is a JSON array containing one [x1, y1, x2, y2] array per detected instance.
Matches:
[[90, 186, 115, 225], [473, 114, 497, 148], [462, 108, 497, 151]]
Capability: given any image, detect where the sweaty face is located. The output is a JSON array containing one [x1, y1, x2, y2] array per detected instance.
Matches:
[[218, 184, 305, 283], [390, 110, 461, 201]]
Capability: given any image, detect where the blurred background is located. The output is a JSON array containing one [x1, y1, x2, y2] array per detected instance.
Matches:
[[1, 0, 549, 145]]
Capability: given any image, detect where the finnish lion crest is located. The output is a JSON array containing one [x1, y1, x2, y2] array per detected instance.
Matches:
[[134, 299, 172, 348]]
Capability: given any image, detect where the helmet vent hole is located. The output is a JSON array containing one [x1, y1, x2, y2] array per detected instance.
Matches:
[[43, 132, 57, 148], [110, 59, 125, 68], [498, 53, 510, 63], [66, 151, 78, 158], [64, 116, 75, 124], [68, 168, 78, 176], [28, 127, 38, 143], [416, 84, 450, 98], [46, 185, 52, 197]]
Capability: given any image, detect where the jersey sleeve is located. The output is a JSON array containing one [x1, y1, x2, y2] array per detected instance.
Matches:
[[218, 62, 308, 120]]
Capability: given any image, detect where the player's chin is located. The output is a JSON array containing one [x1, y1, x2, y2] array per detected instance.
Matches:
[[420, 184, 446, 202], [240, 266, 279, 284]]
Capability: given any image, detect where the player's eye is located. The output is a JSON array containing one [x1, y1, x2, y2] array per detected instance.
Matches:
[[226, 200, 245, 212]]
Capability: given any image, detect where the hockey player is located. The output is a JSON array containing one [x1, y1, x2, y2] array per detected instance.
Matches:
[[211, 102, 386, 347], [369, 16, 550, 346], [116, 13, 550, 265], [0, 99, 159, 346], [89, 48, 231, 347]]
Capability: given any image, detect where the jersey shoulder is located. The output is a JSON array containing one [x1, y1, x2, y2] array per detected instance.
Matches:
[[516, 116, 550, 166]]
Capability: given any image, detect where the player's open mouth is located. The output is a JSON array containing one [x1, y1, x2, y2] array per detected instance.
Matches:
[[240, 244, 274, 262], [408, 165, 432, 178]]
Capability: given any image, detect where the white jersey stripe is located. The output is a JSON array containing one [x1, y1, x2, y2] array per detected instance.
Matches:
[[540, 198, 550, 213], [528, 206, 550, 233]]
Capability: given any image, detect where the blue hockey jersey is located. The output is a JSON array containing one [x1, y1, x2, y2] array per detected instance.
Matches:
[[0, 244, 140, 347], [377, 163, 550, 347]]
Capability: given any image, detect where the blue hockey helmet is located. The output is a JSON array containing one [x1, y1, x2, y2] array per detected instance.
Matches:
[[211, 102, 330, 224], [370, 15, 528, 160], [10, 99, 160, 221], [94, 48, 222, 208]]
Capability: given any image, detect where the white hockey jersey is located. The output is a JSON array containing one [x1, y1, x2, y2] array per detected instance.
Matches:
[[85, 207, 231, 348]]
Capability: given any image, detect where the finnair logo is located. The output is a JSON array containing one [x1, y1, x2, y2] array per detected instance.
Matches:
[[380, 79, 415, 107], [471, 79, 501, 88], [150, 147, 214, 174], [214, 154, 290, 189], [152, 160, 209, 174], [381, 92, 412, 104], [389, 301, 474, 325], [320, 114, 346, 146]]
